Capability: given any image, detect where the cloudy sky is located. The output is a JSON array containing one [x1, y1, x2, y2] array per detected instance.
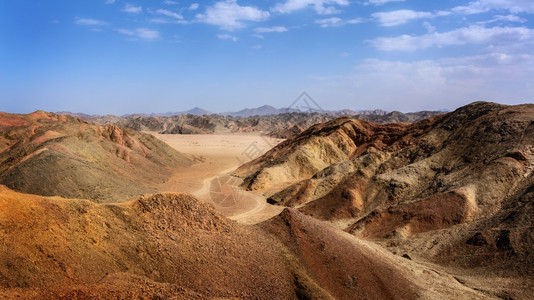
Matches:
[[1, 0, 533, 114]]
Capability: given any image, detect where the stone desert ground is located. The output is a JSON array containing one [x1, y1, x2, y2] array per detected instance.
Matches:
[[0, 102, 533, 299]]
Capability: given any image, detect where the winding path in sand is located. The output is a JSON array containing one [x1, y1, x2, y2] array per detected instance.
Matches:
[[152, 132, 284, 224]]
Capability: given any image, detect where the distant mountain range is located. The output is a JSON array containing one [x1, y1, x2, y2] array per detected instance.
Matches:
[[58, 105, 397, 118], [223, 105, 390, 117], [223, 105, 284, 117], [55, 104, 449, 139], [156, 107, 213, 117]]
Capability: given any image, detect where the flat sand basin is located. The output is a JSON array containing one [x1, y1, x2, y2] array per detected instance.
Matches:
[[150, 132, 285, 224]]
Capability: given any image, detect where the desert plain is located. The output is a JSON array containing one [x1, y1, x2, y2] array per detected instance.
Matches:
[[155, 132, 285, 224]]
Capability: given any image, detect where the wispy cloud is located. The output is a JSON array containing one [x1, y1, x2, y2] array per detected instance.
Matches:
[[365, 0, 404, 5], [148, 17, 187, 24], [371, 25, 534, 51], [137, 28, 159, 39], [105, 0, 116, 4], [423, 21, 435, 33], [478, 14, 527, 25], [316, 17, 364, 27], [117, 28, 160, 40], [162, 0, 177, 4], [196, 0, 269, 31], [122, 3, 143, 14], [372, 9, 450, 26], [316, 17, 343, 27], [156, 9, 183, 19], [75, 18, 108, 26], [313, 52, 534, 111], [254, 26, 288, 33], [347, 18, 365, 24], [453, 0, 534, 15], [272, 0, 349, 15], [217, 33, 239, 41], [189, 3, 199, 11]]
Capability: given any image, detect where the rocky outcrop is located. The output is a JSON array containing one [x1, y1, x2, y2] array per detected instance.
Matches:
[[240, 102, 534, 279], [0, 112, 192, 202]]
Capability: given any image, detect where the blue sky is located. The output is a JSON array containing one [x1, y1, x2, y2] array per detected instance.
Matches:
[[1, 0, 533, 114]]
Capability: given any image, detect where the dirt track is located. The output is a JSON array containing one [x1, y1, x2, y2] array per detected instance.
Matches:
[[153, 132, 284, 224]]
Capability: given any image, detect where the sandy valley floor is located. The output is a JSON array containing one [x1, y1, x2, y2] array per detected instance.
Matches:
[[152, 132, 285, 224]]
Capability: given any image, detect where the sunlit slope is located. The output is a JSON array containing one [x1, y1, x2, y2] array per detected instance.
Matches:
[[0, 111, 192, 202]]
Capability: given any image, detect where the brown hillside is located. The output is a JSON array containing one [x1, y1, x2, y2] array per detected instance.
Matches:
[[0, 186, 297, 298], [234, 117, 410, 191], [240, 101, 534, 294], [0, 186, 501, 299], [261, 208, 490, 300], [0, 111, 192, 202]]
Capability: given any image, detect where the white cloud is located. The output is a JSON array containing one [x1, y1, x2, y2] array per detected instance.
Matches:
[[316, 17, 343, 27], [196, 0, 269, 30], [320, 7, 342, 15], [163, 0, 177, 4], [311, 52, 534, 111], [452, 2, 490, 14], [189, 3, 200, 10], [122, 3, 143, 14], [156, 9, 183, 19], [75, 18, 108, 26], [105, 0, 116, 4], [478, 14, 527, 25], [137, 28, 159, 39], [272, 0, 349, 15], [365, 0, 404, 5], [347, 18, 365, 24], [453, 0, 534, 15], [423, 21, 435, 33], [315, 17, 365, 27], [217, 33, 239, 41], [371, 25, 534, 51], [372, 10, 449, 27], [147, 18, 176, 24], [254, 26, 288, 33], [117, 28, 160, 39]]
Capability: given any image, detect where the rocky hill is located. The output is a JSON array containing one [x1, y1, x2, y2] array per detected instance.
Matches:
[[0, 187, 494, 299], [235, 102, 534, 296], [80, 110, 443, 139], [0, 111, 192, 202], [0, 188, 295, 298]]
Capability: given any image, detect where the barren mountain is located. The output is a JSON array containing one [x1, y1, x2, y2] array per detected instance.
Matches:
[[0, 186, 497, 299], [224, 105, 284, 117], [0, 111, 192, 202], [235, 101, 534, 297], [77, 109, 443, 139], [260, 208, 491, 300], [0, 188, 296, 298]]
